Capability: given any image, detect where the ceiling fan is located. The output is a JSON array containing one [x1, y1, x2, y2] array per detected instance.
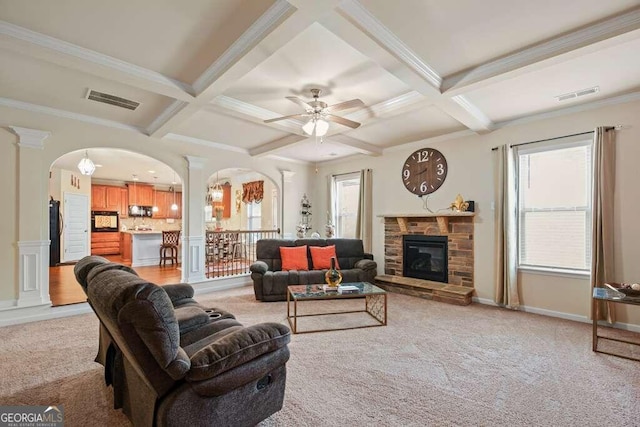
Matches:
[[264, 89, 365, 136]]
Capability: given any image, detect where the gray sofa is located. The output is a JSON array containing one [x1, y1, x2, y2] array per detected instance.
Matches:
[[74, 256, 290, 426], [250, 238, 377, 301]]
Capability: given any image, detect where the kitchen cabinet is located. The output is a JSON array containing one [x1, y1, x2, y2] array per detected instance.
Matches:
[[92, 185, 123, 211], [91, 232, 120, 255], [120, 188, 129, 218], [127, 183, 154, 206], [120, 232, 132, 263], [153, 190, 171, 219]]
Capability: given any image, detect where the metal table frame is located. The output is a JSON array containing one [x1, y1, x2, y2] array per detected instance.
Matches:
[[287, 284, 387, 334], [592, 287, 640, 361]]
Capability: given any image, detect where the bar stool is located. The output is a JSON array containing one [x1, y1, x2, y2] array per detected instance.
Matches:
[[159, 230, 180, 266]]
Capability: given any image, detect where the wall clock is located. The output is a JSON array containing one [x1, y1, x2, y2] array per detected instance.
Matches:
[[401, 148, 448, 195]]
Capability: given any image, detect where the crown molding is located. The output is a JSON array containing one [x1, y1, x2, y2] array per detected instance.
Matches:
[[442, 7, 640, 95], [249, 134, 307, 157], [146, 100, 190, 136], [345, 91, 425, 123], [211, 95, 304, 134], [328, 134, 382, 156], [164, 133, 249, 154], [0, 97, 145, 134], [192, 0, 296, 95], [450, 95, 494, 132], [0, 20, 194, 97], [337, 0, 442, 90], [9, 126, 50, 149], [495, 90, 640, 129]]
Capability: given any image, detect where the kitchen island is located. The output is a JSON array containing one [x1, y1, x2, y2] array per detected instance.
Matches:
[[121, 230, 181, 267]]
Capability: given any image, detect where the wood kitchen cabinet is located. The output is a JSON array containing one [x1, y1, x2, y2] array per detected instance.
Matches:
[[92, 185, 123, 211], [120, 188, 129, 218], [127, 183, 154, 206], [153, 190, 170, 219], [91, 232, 120, 255], [120, 232, 132, 263]]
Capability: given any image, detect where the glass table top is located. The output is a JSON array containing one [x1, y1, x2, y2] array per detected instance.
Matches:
[[288, 282, 386, 300], [593, 287, 640, 306]]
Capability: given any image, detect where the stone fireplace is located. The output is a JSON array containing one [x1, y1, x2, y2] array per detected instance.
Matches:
[[382, 213, 474, 288]]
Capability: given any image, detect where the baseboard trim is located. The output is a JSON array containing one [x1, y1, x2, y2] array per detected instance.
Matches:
[[473, 296, 640, 333], [191, 275, 252, 295], [0, 302, 93, 327]]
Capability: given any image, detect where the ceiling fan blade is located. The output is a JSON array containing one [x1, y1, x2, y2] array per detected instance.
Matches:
[[286, 96, 313, 111], [263, 113, 310, 124], [326, 98, 365, 113], [325, 114, 361, 129]]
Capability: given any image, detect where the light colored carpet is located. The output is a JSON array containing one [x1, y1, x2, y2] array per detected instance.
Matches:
[[1, 286, 639, 426]]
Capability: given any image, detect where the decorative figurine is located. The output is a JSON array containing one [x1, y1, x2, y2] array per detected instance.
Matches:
[[450, 194, 470, 212]]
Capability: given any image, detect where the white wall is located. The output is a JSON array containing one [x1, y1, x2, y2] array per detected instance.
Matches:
[[0, 106, 313, 308], [315, 99, 640, 327]]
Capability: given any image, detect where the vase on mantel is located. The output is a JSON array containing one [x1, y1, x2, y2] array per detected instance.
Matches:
[[324, 257, 342, 287]]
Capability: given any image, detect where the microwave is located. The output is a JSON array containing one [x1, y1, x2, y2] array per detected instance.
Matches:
[[129, 205, 153, 217], [91, 211, 119, 232]]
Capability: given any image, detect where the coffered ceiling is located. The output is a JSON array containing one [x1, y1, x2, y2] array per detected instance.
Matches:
[[2, 0, 640, 164]]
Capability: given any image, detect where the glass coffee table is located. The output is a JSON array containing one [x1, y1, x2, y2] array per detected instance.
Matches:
[[287, 282, 387, 334]]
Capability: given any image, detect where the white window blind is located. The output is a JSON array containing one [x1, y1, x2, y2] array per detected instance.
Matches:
[[332, 172, 361, 238], [517, 141, 592, 271]]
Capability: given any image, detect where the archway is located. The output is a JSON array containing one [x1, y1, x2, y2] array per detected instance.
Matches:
[[48, 148, 184, 306], [204, 168, 281, 279]]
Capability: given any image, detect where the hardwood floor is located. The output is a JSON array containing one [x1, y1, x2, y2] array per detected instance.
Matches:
[[49, 256, 182, 306]]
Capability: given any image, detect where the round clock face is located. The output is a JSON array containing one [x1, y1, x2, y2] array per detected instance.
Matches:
[[401, 148, 448, 195]]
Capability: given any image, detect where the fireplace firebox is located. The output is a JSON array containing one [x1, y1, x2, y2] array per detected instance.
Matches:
[[403, 235, 448, 283]]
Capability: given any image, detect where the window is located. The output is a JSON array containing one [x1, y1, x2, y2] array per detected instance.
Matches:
[[517, 140, 592, 272], [247, 202, 261, 230], [332, 172, 360, 238]]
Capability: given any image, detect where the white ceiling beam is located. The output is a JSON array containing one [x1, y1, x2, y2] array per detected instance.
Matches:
[[249, 134, 308, 157], [325, 1, 494, 133], [0, 21, 195, 102], [208, 95, 305, 135], [441, 7, 640, 96], [164, 133, 249, 154], [328, 134, 382, 156]]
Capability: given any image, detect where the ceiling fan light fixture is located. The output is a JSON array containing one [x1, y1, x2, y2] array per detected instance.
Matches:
[[302, 117, 329, 137]]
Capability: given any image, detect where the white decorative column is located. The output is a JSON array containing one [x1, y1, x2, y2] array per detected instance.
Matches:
[[10, 127, 52, 307], [182, 156, 207, 283], [280, 170, 296, 238]]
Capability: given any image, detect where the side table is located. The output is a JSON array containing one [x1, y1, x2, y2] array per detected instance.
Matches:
[[592, 287, 640, 361]]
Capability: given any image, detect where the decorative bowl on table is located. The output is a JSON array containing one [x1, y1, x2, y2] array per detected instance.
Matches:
[[606, 283, 640, 297]]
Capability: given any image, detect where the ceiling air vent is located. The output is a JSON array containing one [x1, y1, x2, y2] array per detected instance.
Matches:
[[555, 86, 599, 102], [86, 89, 140, 110]]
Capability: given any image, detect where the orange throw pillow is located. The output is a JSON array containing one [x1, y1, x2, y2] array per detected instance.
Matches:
[[309, 245, 340, 270], [280, 245, 309, 271]]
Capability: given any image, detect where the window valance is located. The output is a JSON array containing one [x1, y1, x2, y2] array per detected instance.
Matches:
[[242, 180, 264, 204]]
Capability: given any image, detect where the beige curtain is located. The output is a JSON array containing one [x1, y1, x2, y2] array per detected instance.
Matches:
[[494, 145, 520, 309], [590, 127, 616, 323], [242, 180, 264, 204], [355, 169, 373, 253]]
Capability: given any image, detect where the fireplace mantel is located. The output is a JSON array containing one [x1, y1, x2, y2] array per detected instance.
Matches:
[[378, 212, 475, 234]]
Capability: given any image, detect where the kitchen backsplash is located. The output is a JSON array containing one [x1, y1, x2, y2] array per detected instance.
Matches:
[[120, 217, 182, 232]]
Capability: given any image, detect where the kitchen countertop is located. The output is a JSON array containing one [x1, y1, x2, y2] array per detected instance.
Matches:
[[122, 230, 162, 234]]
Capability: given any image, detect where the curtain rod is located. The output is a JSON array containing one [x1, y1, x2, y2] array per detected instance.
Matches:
[[490, 126, 616, 151]]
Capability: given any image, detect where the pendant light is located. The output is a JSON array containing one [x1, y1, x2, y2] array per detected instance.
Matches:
[[78, 150, 96, 176], [131, 174, 139, 215], [210, 171, 223, 203], [171, 173, 178, 211], [152, 177, 159, 213]]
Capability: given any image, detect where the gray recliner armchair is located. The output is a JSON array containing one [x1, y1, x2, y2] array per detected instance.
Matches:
[[74, 256, 290, 426]]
